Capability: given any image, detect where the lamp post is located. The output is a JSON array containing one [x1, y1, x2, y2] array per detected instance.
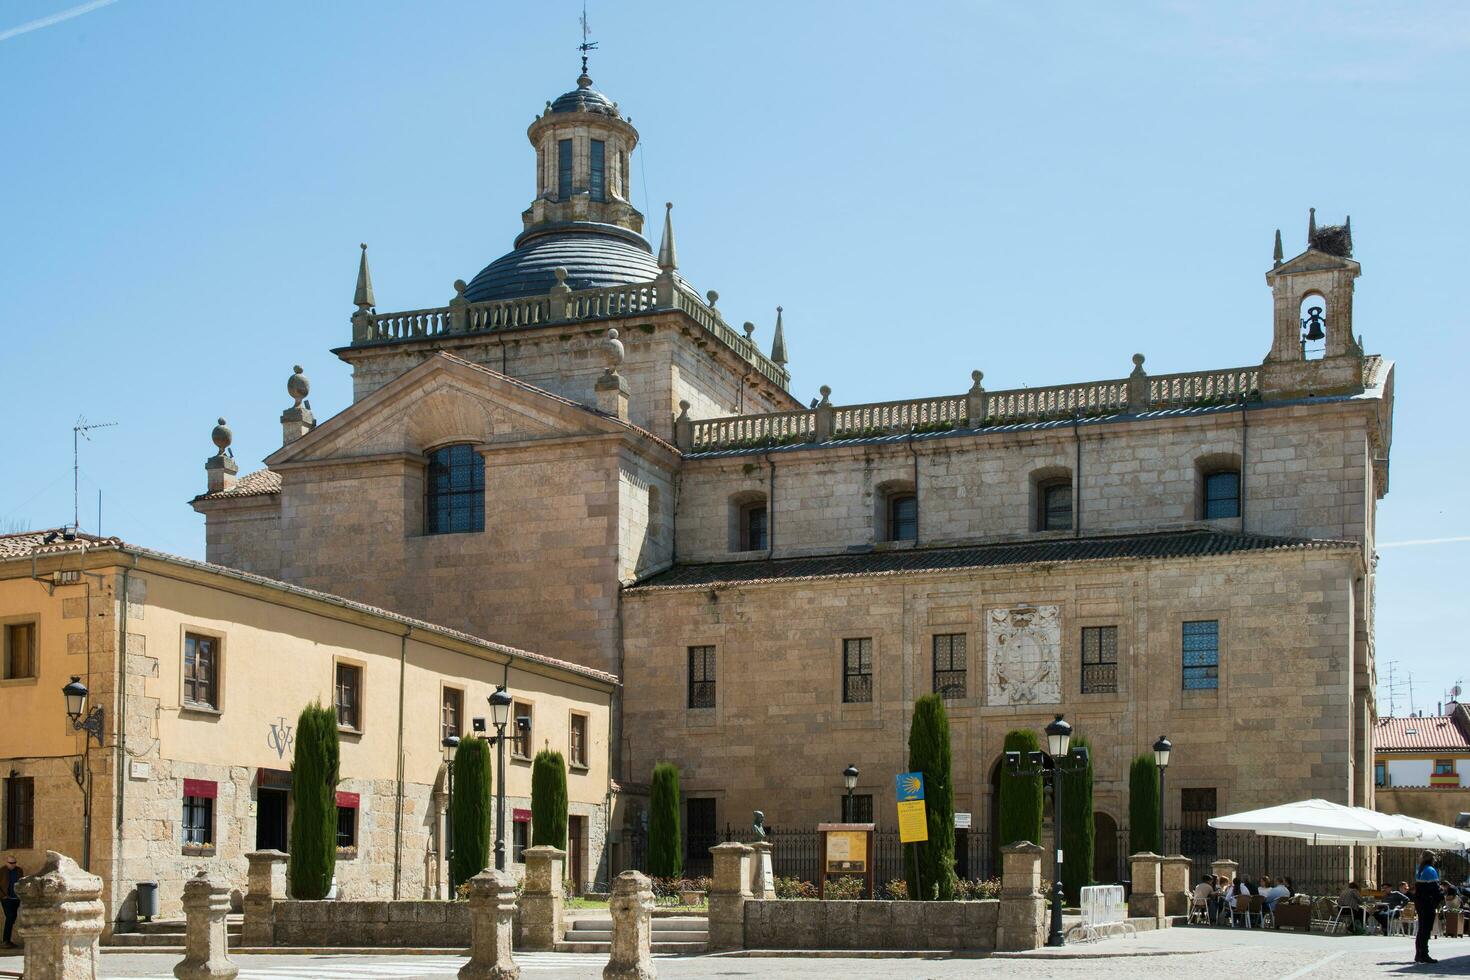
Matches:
[[1153, 735, 1172, 856], [1005, 714, 1090, 948], [843, 764, 859, 821], [61, 675, 104, 872], [442, 735, 460, 893], [488, 686, 513, 871]]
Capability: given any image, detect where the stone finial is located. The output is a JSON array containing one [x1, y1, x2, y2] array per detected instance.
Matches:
[[742, 321, 755, 340], [449, 279, 469, 332], [674, 400, 693, 451], [354, 243, 375, 311], [281, 369, 317, 446], [1127, 354, 1149, 414], [1273, 228, 1284, 267], [705, 289, 719, 309], [459, 868, 520, 980], [657, 202, 678, 272], [15, 851, 104, 980], [596, 329, 630, 421], [966, 370, 987, 428], [676, 400, 691, 422], [818, 385, 832, 406], [600, 328, 625, 377], [769, 306, 788, 367], [604, 871, 656, 980], [814, 385, 834, 442], [1308, 207, 1317, 242], [176, 871, 238, 979], [287, 366, 309, 408], [206, 418, 239, 493], [211, 418, 233, 457]]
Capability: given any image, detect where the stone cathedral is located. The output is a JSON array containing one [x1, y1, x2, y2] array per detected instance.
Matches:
[[193, 65, 1394, 882]]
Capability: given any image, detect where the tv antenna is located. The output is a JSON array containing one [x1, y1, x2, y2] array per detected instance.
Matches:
[[578, 0, 598, 76], [73, 416, 117, 533]]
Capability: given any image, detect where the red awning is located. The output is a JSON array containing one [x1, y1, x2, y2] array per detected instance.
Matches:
[[336, 791, 360, 809], [513, 808, 531, 823], [183, 778, 217, 799]]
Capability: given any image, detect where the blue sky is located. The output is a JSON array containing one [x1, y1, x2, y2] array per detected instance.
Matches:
[[2, 1, 1466, 715]]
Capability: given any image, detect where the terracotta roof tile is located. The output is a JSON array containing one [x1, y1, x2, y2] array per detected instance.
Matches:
[[1376, 711, 1470, 753], [192, 468, 282, 501]]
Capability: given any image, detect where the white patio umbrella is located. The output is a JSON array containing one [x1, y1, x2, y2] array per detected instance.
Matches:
[[1207, 798, 1423, 845], [1380, 814, 1470, 851]]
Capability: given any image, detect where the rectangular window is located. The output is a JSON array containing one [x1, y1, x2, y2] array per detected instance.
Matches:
[[512, 702, 533, 758], [4, 776, 33, 849], [335, 662, 363, 731], [687, 645, 716, 709], [741, 504, 768, 551], [842, 638, 873, 704], [1434, 759, 1456, 776], [1375, 762, 1387, 787], [1042, 482, 1073, 531], [1081, 626, 1119, 694], [425, 444, 485, 535], [589, 139, 606, 202], [513, 819, 529, 863], [844, 793, 874, 823], [569, 713, 588, 768], [182, 781, 216, 846], [336, 795, 359, 849], [3, 622, 36, 680], [932, 633, 966, 699], [557, 139, 573, 199], [1180, 787, 1217, 856], [183, 632, 219, 708], [889, 495, 918, 542], [441, 687, 463, 741], [1182, 620, 1219, 690], [1204, 471, 1241, 519]]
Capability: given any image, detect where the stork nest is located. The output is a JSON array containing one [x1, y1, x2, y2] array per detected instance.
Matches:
[[1309, 224, 1353, 257]]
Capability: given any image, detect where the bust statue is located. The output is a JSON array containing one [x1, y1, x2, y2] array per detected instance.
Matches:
[[752, 810, 766, 840]]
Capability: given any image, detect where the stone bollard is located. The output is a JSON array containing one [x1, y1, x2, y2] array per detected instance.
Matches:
[[1128, 852, 1164, 924], [708, 842, 753, 951], [14, 850, 104, 980], [459, 869, 520, 980], [520, 846, 567, 950], [242, 850, 287, 947], [1160, 855, 1192, 918], [749, 840, 776, 900], [603, 870, 655, 980], [174, 871, 238, 980], [996, 841, 1046, 952], [1210, 858, 1238, 888]]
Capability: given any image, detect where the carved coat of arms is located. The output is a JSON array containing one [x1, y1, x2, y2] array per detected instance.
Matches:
[[986, 605, 1062, 706]]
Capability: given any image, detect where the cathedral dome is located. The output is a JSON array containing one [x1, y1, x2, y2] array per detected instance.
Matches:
[[549, 73, 621, 118], [462, 223, 677, 303]]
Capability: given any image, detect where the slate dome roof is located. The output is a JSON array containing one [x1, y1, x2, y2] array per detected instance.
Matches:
[[549, 73, 620, 118], [462, 224, 679, 304]]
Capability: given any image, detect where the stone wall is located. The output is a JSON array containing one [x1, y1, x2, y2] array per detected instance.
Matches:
[[272, 899, 469, 947], [742, 898, 999, 950]]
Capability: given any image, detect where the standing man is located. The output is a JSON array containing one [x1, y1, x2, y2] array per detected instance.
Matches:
[[1, 855, 21, 948], [1414, 850, 1443, 965]]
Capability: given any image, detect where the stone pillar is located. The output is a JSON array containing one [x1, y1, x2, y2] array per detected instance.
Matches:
[[242, 850, 287, 947], [1160, 855, 1192, 918], [749, 841, 776, 900], [966, 370, 987, 427], [549, 267, 571, 321], [708, 842, 753, 952], [458, 868, 519, 980], [205, 419, 238, 494], [1210, 858, 1238, 888], [603, 870, 655, 980], [173, 872, 238, 980], [596, 330, 629, 421], [996, 841, 1045, 952], [14, 851, 104, 980], [1127, 353, 1149, 413], [673, 401, 693, 451], [1128, 852, 1164, 923], [520, 846, 566, 951], [813, 386, 834, 442]]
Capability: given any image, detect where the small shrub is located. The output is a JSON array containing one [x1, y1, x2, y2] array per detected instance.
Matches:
[[775, 876, 818, 900], [824, 875, 865, 900], [954, 877, 1002, 901], [881, 878, 909, 900]]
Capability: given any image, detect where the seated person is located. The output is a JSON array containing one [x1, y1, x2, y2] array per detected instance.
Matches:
[[1193, 875, 1217, 920], [1262, 875, 1290, 910], [1375, 881, 1411, 933], [1339, 881, 1365, 933]]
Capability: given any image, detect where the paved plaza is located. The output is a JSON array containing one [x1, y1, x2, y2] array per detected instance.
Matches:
[[15, 928, 1466, 979]]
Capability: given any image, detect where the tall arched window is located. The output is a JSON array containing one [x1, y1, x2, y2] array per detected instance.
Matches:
[[888, 493, 918, 542], [1039, 479, 1073, 531], [425, 444, 484, 535]]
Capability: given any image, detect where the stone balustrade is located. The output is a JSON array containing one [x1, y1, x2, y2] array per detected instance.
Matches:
[[684, 357, 1264, 452]]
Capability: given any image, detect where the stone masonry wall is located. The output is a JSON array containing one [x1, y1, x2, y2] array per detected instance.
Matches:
[[272, 899, 469, 947], [743, 898, 999, 950]]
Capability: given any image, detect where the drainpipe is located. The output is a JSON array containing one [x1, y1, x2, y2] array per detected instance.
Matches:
[[115, 559, 134, 929], [1239, 395, 1249, 530], [392, 629, 409, 899], [906, 428, 920, 545], [1072, 414, 1083, 538], [762, 452, 776, 558]]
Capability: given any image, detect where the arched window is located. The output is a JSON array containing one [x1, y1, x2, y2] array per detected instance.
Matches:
[[590, 139, 607, 202], [1300, 294, 1327, 362], [1038, 479, 1072, 531], [887, 493, 917, 542], [557, 139, 573, 200], [740, 500, 768, 551], [425, 444, 484, 535]]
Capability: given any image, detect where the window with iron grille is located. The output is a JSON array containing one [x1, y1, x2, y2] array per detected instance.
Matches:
[[3, 622, 35, 680], [1040, 480, 1072, 531], [843, 638, 873, 703], [183, 632, 218, 708], [888, 494, 917, 542], [336, 806, 357, 849], [513, 702, 533, 758], [1182, 620, 1219, 690], [589, 139, 606, 201], [441, 687, 463, 741], [688, 646, 716, 709], [557, 139, 573, 200], [1180, 787, 1217, 856], [335, 662, 362, 730], [1081, 626, 1118, 694], [513, 819, 528, 863], [4, 776, 33, 849], [425, 444, 485, 535], [1204, 471, 1240, 519], [932, 634, 966, 699], [740, 503, 768, 551], [570, 713, 588, 767], [183, 795, 213, 845]]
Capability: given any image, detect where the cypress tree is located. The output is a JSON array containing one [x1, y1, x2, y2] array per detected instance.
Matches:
[[1129, 755, 1161, 855], [648, 762, 682, 878], [904, 695, 956, 900], [531, 749, 569, 850], [451, 735, 493, 888], [1059, 733, 1095, 902], [998, 728, 1044, 854], [287, 702, 340, 900]]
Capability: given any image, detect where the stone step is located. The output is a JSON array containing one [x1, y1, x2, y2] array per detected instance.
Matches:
[[554, 940, 707, 954], [107, 934, 190, 947], [130, 920, 243, 936]]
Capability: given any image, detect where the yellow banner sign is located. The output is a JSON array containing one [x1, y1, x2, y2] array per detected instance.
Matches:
[[824, 830, 868, 873], [897, 799, 928, 843]]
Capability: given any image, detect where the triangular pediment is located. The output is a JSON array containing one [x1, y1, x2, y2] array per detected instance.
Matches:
[[266, 353, 638, 466], [1266, 248, 1361, 280]]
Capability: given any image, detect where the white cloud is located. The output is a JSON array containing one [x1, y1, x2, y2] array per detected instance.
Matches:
[[0, 0, 120, 44], [1378, 536, 1470, 550]]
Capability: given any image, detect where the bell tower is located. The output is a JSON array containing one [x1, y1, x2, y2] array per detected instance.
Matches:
[[1261, 209, 1365, 398]]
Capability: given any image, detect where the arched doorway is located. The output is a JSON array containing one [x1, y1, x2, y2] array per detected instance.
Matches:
[[1093, 812, 1119, 884]]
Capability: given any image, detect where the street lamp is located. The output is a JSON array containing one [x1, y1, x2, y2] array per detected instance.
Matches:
[[843, 764, 859, 821], [488, 686, 513, 871], [442, 735, 460, 892], [61, 675, 104, 872], [62, 676, 104, 747], [1153, 735, 1172, 856], [1005, 714, 1090, 948]]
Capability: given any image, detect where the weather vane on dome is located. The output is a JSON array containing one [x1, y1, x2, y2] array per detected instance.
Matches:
[[578, 0, 598, 77]]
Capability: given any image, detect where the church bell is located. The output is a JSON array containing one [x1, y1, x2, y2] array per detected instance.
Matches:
[[1302, 306, 1326, 342]]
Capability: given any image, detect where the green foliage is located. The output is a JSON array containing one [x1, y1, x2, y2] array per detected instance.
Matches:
[[998, 729, 1044, 852], [451, 736, 493, 887], [1059, 734, 1095, 903], [287, 702, 340, 900], [1129, 755, 1161, 855], [531, 750, 569, 850], [648, 762, 683, 878], [904, 695, 956, 900]]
